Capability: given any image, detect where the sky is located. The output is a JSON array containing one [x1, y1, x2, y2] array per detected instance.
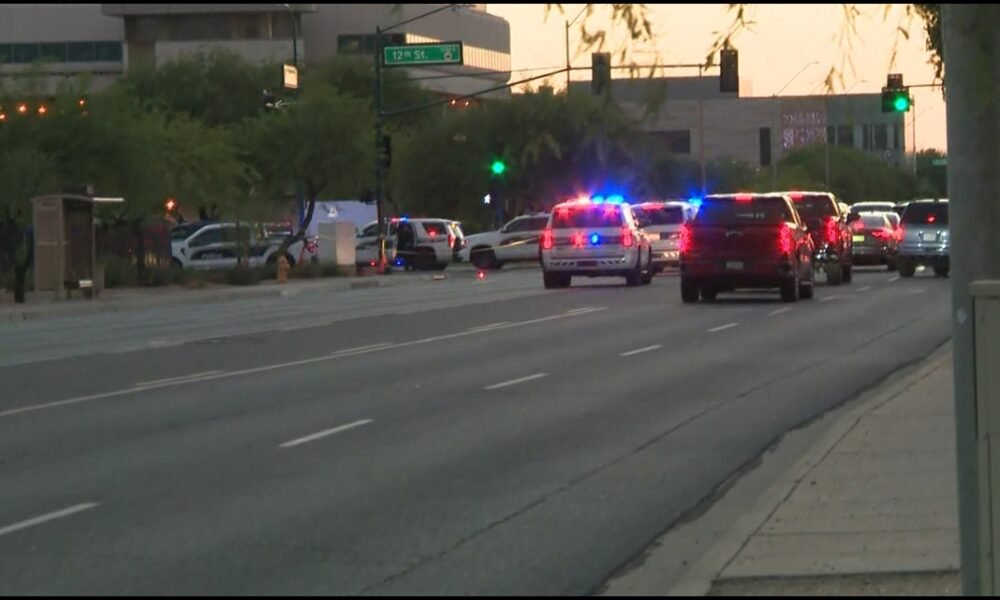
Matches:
[[487, 3, 947, 152]]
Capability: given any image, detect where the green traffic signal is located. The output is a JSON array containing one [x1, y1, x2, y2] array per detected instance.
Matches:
[[490, 159, 506, 176], [893, 95, 910, 112]]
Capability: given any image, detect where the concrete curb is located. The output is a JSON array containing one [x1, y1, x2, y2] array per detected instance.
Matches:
[[1, 270, 461, 324], [663, 343, 954, 596]]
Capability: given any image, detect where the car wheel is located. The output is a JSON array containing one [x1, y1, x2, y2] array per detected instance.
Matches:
[[625, 259, 643, 287], [934, 266, 950, 278], [781, 269, 800, 303], [681, 278, 700, 303], [701, 285, 718, 301], [800, 265, 815, 299], [898, 259, 917, 278], [471, 247, 498, 270], [887, 259, 898, 272], [826, 262, 843, 286], [842, 264, 853, 283]]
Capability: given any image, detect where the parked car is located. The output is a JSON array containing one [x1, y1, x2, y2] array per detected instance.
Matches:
[[461, 213, 550, 270], [170, 222, 303, 270], [897, 199, 949, 277], [632, 201, 696, 271]]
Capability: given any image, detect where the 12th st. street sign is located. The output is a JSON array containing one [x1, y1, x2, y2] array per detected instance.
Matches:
[[383, 41, 463, 67]]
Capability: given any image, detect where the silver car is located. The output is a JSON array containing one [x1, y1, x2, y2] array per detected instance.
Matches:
[[632, 201, 696, 271], [897, 199, 949, 277]]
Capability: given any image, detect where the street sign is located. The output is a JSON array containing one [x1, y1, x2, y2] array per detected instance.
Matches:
[[383, 41, 463, 67], [283, 64, 299, 90]]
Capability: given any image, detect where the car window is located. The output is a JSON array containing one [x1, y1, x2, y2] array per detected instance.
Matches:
[[695, 197, 794, 225], [421, 221, 449, 237], [861, 214, 889, 228], [902, 203, 949, 225], [791, 195, 838, 219], [527, 217, 550, 231], [635, 205, 685, 227], [551, 205, 625, 229], [188, 228, 224, 247], [504, 218, 532, 233], [361, 223, 379, 237]]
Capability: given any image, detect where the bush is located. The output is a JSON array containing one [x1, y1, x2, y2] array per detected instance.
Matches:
[[142, 267, 172, 287], [225, 267, 260, 286]]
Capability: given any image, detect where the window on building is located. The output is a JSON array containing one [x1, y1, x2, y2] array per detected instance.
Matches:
[[0, 44, 11, 64], [873, 124, 888, 150], [892, 123, 902, 150], [94, 42, 123, 62], [837, 125, 854, 148], [39, 43, 67, 62], [67, 42, 96, 62], [862, 124, 872, 150], [12, 43, 39, 63], [759, 127, 772, 167], [826, 126, 835, 145]]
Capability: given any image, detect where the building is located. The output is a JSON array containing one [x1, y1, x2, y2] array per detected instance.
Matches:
[[0, 3, 511, 98], [569, 75, 907, 170]]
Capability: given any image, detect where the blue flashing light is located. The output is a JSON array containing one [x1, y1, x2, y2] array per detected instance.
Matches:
[[400, 215, 409, 222], [591, 195, 605, 204], [688, 196, 703, 209], [606, 195, 625, 205], [394, 258, 404, 266], [590, 233, 601, 246]]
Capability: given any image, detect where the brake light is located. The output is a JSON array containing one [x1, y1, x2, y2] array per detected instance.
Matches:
[[621, 227, 634, 248], [541, 228, 554, 250], [895, 226, 904, 242], [789, 192, 803, 200], [927, 214, 937, 224], [851, 221, 865, 232], [824, 217, 839, 245], [448, 233, 455, 249], [735, 194, 753, 203], [679, 224, 693, 254], [779, 224, 795, 255], [572, 231, 586, 248], [871, 228, 893, 240]]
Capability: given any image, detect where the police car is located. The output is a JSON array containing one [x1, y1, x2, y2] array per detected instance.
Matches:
[[461, 213, 550, 270], [539, 195, 655, 288], [356, 217, 464, 271]]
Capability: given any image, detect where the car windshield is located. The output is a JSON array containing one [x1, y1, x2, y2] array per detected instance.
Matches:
[[635, 206, 685, 227], [860, 214, 888, 228], [551, 205, 625, 228], [694, 197, 792, 225]]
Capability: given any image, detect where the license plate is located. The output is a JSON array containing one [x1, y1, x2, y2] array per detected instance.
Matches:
[[578, 260, 597, 267], [852, 235, 866, 243], [726, 261, 744, 271]]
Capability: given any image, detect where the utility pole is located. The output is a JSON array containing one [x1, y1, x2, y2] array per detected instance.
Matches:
[[373, 25, 386, 272], [942, 4, 1000, 595]]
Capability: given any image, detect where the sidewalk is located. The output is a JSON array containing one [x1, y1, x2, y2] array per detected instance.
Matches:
[[707, 344, 959, 595], [0, 266, 479, 323]]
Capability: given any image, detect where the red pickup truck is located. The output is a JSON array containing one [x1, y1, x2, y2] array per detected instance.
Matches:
[[679, 193, 816, 303]]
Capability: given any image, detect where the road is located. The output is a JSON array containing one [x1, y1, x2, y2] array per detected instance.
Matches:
[[0, 267, 951, 595]]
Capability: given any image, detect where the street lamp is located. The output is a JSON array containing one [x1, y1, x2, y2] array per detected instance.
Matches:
[[564, 5, 589, 93]]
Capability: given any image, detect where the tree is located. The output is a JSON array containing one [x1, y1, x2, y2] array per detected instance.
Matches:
[[242, 84, 373, 257], [915, 148, 947, 198]]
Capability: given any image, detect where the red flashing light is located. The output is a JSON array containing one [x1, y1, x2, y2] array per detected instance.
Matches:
[[572, 231, 586, 248], [541, 228, 554, 250], [734, 194, 753, 203], [621, 227, 634, 248], [679, 224, 693, 254], [477, 270, 486, 280], [789, 192, 804, 200]]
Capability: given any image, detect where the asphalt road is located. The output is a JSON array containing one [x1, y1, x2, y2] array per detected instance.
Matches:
[[0, 267, 951, 595]]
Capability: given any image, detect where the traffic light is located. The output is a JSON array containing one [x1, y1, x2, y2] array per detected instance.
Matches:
[[591, 52, 611, 96], [490, 158, 506, 176], [719, 48, 739, 93], [164, 198, 177, 213], [881, 87, 912, 112]]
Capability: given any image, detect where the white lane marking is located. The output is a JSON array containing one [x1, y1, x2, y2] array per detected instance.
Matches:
[[908, 288, 928, 295], [484, 373, 548, 391], [888, 275, 900, 283], [279, 419, 373, 449], [134, 371, 224, 388], [620, 345, 662, 357], [566, 307, 599, 315], [820, 296, 839, 303], [768, 308, 791, 317], [466, 322, 511, 332], [0, 308, 609, 420], [0, 504, 99, 538], [857, 286, 872, 292], [708, 323, 739, 333]]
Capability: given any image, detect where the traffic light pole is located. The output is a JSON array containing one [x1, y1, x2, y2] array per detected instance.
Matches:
[[374, 25, 387, 273]]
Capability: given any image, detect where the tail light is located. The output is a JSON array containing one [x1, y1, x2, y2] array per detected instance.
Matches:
[[894, 227, 904, 242], [621, 227, 634, 248], [871, 228, 894, 240], [779, 224, 795, 255], [448, 233, 455, 249], [850, 221, 865, 232], [541, 228, 554, 250], [679, 224, 693, 254], [572, 231, 586, 248], [824, 217, 839, 245]]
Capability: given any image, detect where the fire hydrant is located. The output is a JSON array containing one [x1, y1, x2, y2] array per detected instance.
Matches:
[[276, 255, 290, 284]]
